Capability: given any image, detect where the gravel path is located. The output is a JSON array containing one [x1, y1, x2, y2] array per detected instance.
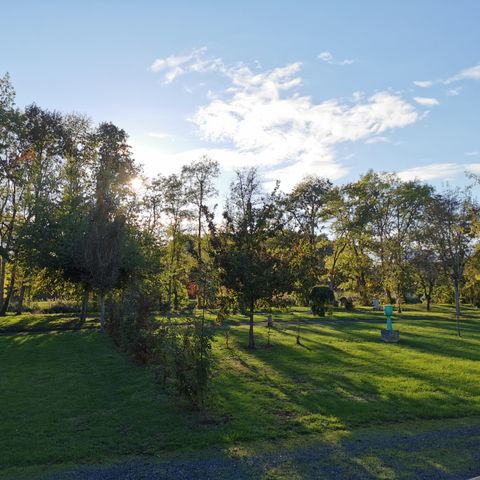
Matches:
[[41, 422, 480, 480]]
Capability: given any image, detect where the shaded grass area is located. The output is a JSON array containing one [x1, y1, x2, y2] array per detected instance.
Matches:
[[0, 313, 99, 333], [1, 306, 480, 478]]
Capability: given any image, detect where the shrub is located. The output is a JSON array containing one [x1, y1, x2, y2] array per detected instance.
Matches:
[[106, 292, 156, 365], [216, 289, 238, 315], [271, 293, 297, 311], [28, 301, 79, 314], [309, 285, 335, 317], [153, 319, 214, 410], [106, 289, 215, 410], [339, 296, 355, 311]]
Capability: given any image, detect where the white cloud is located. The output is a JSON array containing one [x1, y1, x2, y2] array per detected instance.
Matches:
[[150, 47, 224, 83], [147, 131, 174, 140], [318, 51, 333, 62], [148, 51, 421, 189], [192, 62, 418, 189], [317, 51, 355, 66], [351, 91, 364, 102], [467, 163, 480, 174], [398, 162, 480, 181], [413, 80, 433, 88], [365, 136, 390, 144], [445, 64, 480, 84], [414, 96, 439, 106], [465, 151, 479, 156], [398, 163, 461, 181], [447, 86, 462, 96]]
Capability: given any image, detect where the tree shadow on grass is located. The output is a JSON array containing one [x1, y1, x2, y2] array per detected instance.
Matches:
[[222, 318, 480, 436]]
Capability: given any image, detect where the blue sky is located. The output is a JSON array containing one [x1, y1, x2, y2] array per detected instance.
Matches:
[[1, 1, 480, 191]]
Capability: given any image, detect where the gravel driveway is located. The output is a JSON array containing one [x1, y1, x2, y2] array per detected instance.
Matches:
[[40, 422, 480, 480]]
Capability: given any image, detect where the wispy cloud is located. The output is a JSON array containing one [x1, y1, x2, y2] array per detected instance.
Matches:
[[414, 96, 439, 106], [317, 51, 355, 66], [411, 63, 480, 90], [147, 131, 174, 140], [465, 151, 479, 156], [445, 64, 480, 84], [413, 80, 433, 88], [365, 136, 390, 144], [447, 86, 462, 96], [398, 163, 460, 181], [150, 47, 224, 83], [398, 162, 480, 181]]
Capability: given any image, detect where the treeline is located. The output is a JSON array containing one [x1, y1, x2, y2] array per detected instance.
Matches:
[[1, 73, 479, 346]]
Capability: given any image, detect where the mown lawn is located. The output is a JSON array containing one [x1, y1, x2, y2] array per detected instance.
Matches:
[[1, 305, 480, 478], [0, 313, 98, 333]]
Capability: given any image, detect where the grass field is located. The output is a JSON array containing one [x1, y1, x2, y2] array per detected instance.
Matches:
[[1, 305, 480, 479]]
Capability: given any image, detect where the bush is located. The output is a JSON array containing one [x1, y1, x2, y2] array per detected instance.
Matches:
[[271, 293, 297, 311], [309, 285, 335, 317], [106, 289, 215, 410], [216, 289, 238, 315], [28, 301, 79, 314], [106, 293, 156, 365], [339, 296, 354, 311], [255, 293, 296, 312], [153, 319, 214, 410]]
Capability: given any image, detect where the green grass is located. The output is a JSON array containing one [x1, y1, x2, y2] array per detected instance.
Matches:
[[0, 313, 99, 332], [1, 305, 480, 478]]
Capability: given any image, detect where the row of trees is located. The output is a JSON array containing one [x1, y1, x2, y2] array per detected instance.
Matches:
[[1, 73, 479, 346]]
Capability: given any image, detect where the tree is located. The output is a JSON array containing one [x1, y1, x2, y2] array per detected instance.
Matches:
[[1, 81, 69, 315], [182, 156, 219, 263], [0, 73, 25, 315], [182, 156, 220, 312], [154, 173, 192, 310], [329, 179, 379, 305], [332, 171, 431, 310], [211, 168, 287, 348], [83, 122, 138, 327], [426, 189, 478, 334], [285, 176, 333, 301], [411, 248, 442, 311]]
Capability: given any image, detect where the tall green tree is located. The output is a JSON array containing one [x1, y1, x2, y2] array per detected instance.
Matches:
[[182, 156, 220, 312], [153, 173, 192, 309], [426, 188, 478, 334], [284, 176, 333, 302], [82, 122, 138, 327], [182, 156, 219, 263], [211, 168, 287, 348]]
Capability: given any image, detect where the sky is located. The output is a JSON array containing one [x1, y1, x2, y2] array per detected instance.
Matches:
[[1, 0, 480, 192]]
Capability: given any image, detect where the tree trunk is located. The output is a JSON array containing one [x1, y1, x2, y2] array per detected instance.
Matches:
[[385, 288, 394, 305], [397, 293, 402, 314], [0, 257, 6, 311], [79, 286, 89, 323], [173, 288, 178, 310], [0, 265, 16, 316], [426, 294, 431, 312], [453, 278, 461, 337], [16, 282, 26, 315], [198, 190, 203, 261], [248, 296, 255, 349], [99, 293, 106, 330], [197, 202, 203, 309], [357, 273, 369, 306]]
